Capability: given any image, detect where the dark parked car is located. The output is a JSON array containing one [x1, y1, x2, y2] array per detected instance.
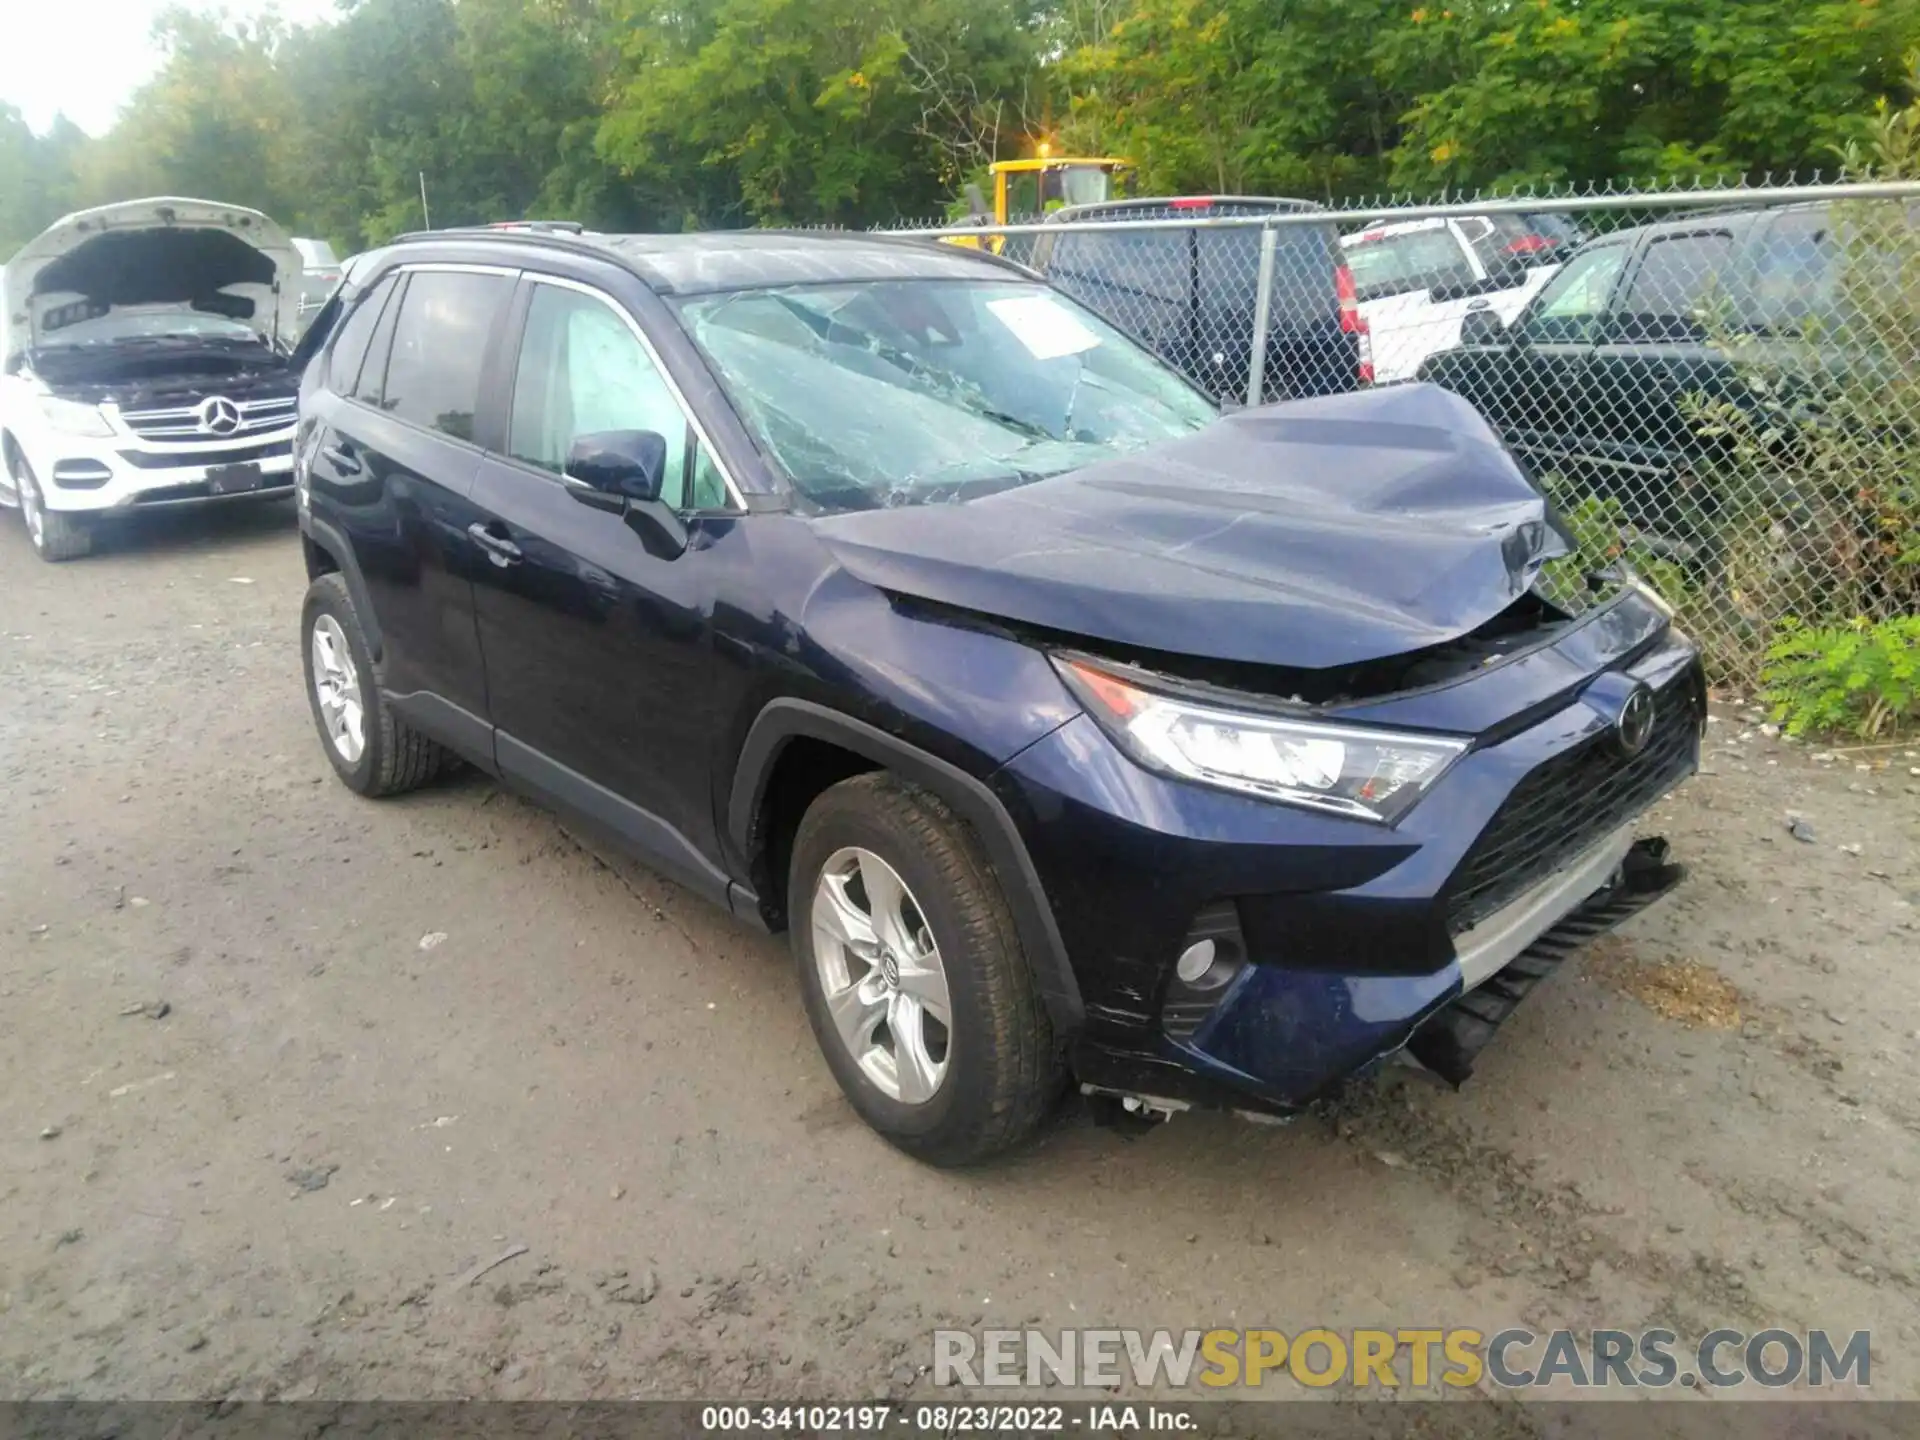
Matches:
[[1418, 203, 1854, 538], [1023, 197, 1371, 404], [293, 227, 1701, 1165]]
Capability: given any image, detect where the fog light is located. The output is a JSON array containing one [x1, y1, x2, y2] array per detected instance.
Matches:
[[1163, 900, 1247, 1040], [1175, 939, 1217, 984]]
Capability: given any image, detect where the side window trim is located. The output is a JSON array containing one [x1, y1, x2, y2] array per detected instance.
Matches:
[[356, 273, 408, 410], [506, 273, 745, 513]]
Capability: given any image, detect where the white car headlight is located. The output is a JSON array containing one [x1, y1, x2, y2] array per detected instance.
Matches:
[[38, 396, 113, 438], [1055, 657, 1468, 825]]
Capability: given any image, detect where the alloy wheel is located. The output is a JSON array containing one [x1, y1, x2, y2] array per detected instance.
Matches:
[[309, 614, 366, 764], [17, 469, 44, 550], [811, 846, 953, 1105]]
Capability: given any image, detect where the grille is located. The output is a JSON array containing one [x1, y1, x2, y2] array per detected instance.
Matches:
[[1161, 899, 1245, 1041], [117, 438, 292, 469], [120, 394, 297, 442], [1444, 682, 1699, 935]]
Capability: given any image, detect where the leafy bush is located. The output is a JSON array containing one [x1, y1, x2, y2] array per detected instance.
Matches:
[[1761, 614, 1920, 738], [1535, 488, 1691, 616], [1682, 70, 1920, 683]]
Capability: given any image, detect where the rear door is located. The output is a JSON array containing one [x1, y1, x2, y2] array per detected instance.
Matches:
[[462, 273, 738, 899], [302, 264, 514, 745], [1498, 241, 1633, 472]]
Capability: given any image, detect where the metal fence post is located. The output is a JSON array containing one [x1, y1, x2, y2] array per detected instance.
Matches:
[[1246, 224, 1279, 407]]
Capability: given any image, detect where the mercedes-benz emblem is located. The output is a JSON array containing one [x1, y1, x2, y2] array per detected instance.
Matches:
[[197, 396, 242, 436], [1617, 685, 1656, 757]]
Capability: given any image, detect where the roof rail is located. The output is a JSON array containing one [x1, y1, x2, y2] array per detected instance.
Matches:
[[486, 219, 586, 234], [385, 225, 614, 261]]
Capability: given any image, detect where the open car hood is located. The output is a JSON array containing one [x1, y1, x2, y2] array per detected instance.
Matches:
[[815, 384, 1567, 672], [3, 197, 301, 358]]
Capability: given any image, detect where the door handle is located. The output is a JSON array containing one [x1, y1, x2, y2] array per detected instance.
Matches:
[[467, 521, 523, 567], [319, 442, 362, 475]]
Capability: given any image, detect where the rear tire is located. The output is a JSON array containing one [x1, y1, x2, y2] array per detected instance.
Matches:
[[301, 573, 449, 796], [788, 772, 1064, 1166], [15, 461, 92, 562]]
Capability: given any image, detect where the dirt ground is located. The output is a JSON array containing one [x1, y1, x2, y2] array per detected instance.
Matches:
[[2, 502, 1917, 1411]]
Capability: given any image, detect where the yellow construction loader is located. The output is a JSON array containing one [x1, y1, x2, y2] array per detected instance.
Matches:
[[947, 153, 1132, 251]]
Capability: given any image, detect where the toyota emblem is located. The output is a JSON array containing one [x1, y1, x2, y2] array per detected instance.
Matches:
[[197, 396, 242, 436], [1616, 685, 1656, 757]]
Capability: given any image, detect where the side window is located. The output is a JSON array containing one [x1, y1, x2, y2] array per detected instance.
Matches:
[[1743, 211, 1837, 333], [325, 274, 395, 396], [378, 270, 513, 442], [1343, 226, 1478, 303], [1613, 233, 1735, 341], [1517, 245, 1629, 345], [1045, 229, 1186, 306], [508, 283, 702, 508]]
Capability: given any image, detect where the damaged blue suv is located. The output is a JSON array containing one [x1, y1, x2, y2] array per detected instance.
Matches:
[[292, 228, 1702, 1166]]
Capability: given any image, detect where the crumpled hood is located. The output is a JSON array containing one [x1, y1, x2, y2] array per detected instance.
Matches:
[[815, 383, 1566, 671], [3, 197, 301, 359]]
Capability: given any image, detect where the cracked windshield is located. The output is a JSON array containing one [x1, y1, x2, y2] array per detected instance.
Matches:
[[680, 280, 1218, 511]]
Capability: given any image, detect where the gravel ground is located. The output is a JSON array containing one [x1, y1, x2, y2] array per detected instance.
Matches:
[[1, 503, 1917, 1410]]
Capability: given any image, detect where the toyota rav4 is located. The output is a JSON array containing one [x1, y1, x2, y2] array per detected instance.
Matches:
[[2, 197, 304, 560], [293, 227, 1702, 1166]]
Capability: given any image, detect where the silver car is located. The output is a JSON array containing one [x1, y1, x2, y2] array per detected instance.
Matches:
[[291, 237, 343, 321]]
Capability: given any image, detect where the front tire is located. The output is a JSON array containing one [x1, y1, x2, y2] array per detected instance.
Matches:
[[15, 461, 92, 562], [789, 772, 1063, 1166], [301, 573, 449, 796]]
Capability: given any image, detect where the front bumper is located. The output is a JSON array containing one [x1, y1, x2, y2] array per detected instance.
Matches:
[[25, 429, 295, 514], [996, 624, 1704, 1117]]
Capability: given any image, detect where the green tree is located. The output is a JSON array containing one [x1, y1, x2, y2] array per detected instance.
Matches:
[[596, 0, 1039, 227], [1378, 0, 1920, 191]]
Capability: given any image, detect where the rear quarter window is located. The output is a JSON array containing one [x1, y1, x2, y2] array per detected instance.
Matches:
[[1200, 224, 1340, 319], [1044, 228, 1186, 305]]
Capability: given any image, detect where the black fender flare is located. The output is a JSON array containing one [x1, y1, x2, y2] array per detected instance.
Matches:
[[729, 698, 1084, 1032], [301, 515, 384, 660]]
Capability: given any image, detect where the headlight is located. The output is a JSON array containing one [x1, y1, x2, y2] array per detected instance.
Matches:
[[38, 397, 113, 438], [1055, 657, 1468, 825]]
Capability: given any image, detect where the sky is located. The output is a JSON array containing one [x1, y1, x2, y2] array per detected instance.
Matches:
[[1, 0, 339, 136]]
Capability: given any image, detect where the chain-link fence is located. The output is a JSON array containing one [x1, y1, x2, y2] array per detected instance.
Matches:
[[880, 179, 1920, 685]]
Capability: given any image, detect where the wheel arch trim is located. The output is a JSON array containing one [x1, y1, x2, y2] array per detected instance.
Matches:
[[729, 698, 1084, 1031], [301, 515, 384, 660]]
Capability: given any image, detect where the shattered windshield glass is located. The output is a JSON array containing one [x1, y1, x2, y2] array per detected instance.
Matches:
[[677, 279, 1218, 511]]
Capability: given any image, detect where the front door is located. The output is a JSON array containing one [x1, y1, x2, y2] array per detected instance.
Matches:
[[1501, 240, 1633, 483], [465, 276, 736, 898]]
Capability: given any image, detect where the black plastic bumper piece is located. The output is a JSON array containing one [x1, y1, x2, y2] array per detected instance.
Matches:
[[1405, 836, 1686, 1087]]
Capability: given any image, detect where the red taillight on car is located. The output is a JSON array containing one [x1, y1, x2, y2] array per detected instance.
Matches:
[[1169, 197, 1213, 211], [1335, 263, 1374, 384], [1503, 234, 1555, 254]]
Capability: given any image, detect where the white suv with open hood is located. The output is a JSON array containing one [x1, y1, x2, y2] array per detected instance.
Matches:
[[1, 197, 304, 560]]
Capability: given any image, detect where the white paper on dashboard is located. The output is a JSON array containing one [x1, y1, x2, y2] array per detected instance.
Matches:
[[985, 295, 1102, 360]]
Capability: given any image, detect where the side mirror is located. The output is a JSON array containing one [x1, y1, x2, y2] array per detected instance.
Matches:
[[963, 183, 991, 222], [1458, 307, 1510, 348], [564, 429, 666, 506]]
